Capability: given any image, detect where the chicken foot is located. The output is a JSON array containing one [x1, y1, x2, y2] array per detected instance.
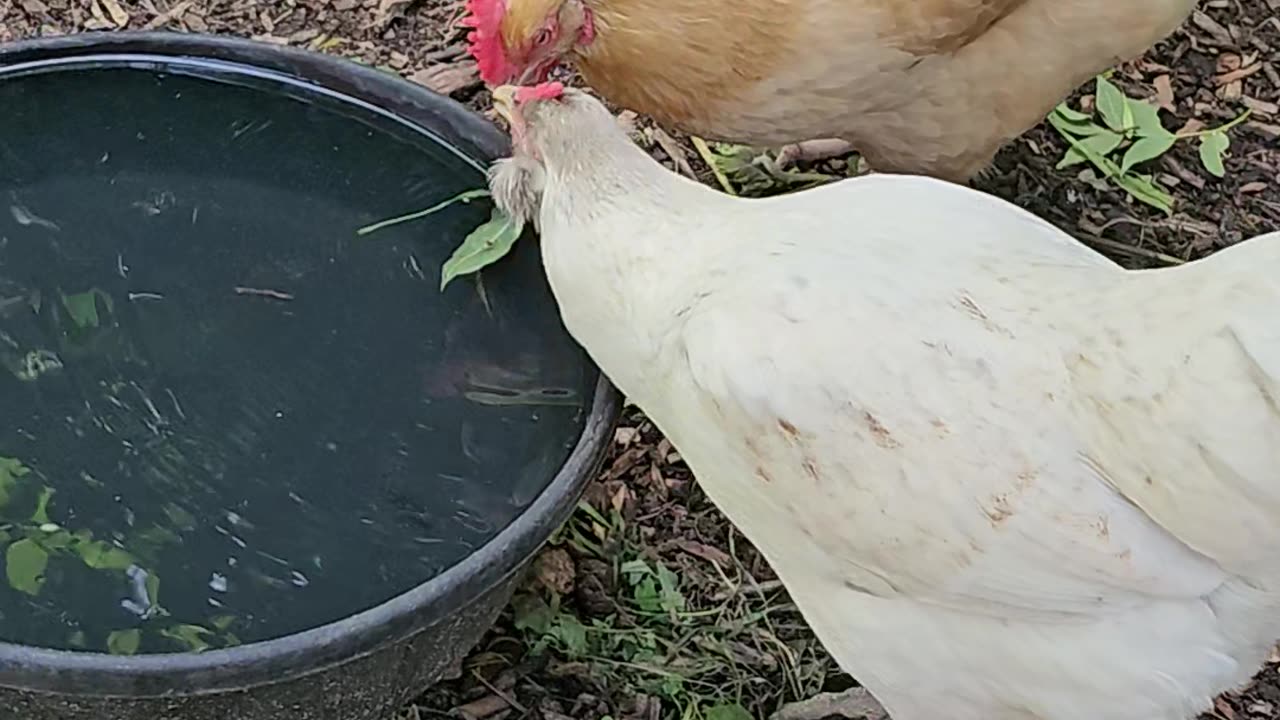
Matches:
[[774, 138, 857, 168], [770, 687, 890, 720]]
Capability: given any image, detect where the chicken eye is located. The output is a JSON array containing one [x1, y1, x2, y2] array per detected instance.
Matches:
[[533, 28, 553, 46]]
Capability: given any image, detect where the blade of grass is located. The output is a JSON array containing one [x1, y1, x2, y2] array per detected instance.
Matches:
[[356, 189, 491, 236]]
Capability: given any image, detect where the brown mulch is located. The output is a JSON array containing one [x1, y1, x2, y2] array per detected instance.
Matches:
[[3, 0, 1279, 718]]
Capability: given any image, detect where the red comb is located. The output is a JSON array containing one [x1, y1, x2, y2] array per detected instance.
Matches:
[[462, 0, 516, 84], [515, 81, 565, 102]]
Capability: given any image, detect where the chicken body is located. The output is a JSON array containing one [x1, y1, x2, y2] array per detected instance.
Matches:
[[474, 0, 1197, 180], [491, 87, 1280, 719]]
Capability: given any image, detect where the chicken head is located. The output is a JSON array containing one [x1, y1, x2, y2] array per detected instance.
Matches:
[[488, 83, 565, 228], [463, 0, 595, 86]]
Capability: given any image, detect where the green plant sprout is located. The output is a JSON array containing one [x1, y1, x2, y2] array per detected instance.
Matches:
[[1048, 74, 1251, 214], [357, 189, 522, 291], [504, 499, 825, 720]]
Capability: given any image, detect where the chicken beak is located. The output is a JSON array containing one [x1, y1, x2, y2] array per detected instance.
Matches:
[[515, 65, 538, 85], [491, 85, 518, 124]]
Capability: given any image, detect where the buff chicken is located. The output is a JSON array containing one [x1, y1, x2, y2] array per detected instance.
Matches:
[[486, 82, 1280, 720], [462, 0, 1197, 181]]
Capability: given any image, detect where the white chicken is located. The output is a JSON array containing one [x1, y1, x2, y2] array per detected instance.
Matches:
[[487, 82, 1280, 720]]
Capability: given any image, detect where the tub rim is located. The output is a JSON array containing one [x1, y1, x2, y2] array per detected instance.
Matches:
[[0, 30, 621, 698]]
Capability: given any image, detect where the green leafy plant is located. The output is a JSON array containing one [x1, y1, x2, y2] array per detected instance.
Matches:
[[1048, 74, 1251, 214], [503, 499, 825, 720], [0, 455, 240, 654], [357, 189, 524, 291]]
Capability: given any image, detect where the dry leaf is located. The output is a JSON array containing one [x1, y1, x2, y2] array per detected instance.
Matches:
[[531, 547, 575, 595], [97, 0, 129, 27], [609, 484, 631, 513], [409, 60, 480, 95]]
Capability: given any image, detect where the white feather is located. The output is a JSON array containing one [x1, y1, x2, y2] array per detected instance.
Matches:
[[505, 90, 1280, 720]]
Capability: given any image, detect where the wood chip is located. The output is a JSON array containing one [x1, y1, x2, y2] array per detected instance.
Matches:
[[1242, 96, 1279, 116], [1152, 74, 1177, 112], [141, 0, 191, 29], [1193, 10, 1235, 45]]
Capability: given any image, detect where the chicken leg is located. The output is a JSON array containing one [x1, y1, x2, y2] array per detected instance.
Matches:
[[771, 687, 890, 720]]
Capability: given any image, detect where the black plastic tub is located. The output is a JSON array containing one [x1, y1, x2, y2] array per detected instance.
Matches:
[[0, 31, 620, 720]]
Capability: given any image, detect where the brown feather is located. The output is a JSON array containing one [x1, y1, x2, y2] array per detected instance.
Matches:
[[504, 0, 1197, 180]]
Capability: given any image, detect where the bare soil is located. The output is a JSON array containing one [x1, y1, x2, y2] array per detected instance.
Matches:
[[2, 0, 1278, 718]]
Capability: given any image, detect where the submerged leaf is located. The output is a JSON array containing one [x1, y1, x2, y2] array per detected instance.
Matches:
[[160, 624, 214, 653], [439, 208, 524, 291], [6, 539, 49, 596], [0, 456, 31, 508], [30, 486, 54, 524], [61, 290, 102, 329], [107, 629, 141, 656], [77, 539, 135, 571]]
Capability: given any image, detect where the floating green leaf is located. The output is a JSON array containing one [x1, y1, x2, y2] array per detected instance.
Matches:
[[0, 456, 31, 508], [1120, 135, 1177, 175], [162, 503, 196, 531], [210, 614, 237, 632], [30, 485, 54, 524], [439, 208, 524, 291], [77, 539, 135, 571], [1095, 76, 1130, 132], [6, 539, 48, 596], [160, 624, 213, 653], [1199, 131, 1230, 177], [107, 629, 141, 656], [39, 528, 74, 550], [145, 571, 162, 608]]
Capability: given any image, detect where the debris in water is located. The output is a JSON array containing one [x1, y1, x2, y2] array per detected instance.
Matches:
[[233, 286, 294, 301], [9, 202, 60, 231]]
